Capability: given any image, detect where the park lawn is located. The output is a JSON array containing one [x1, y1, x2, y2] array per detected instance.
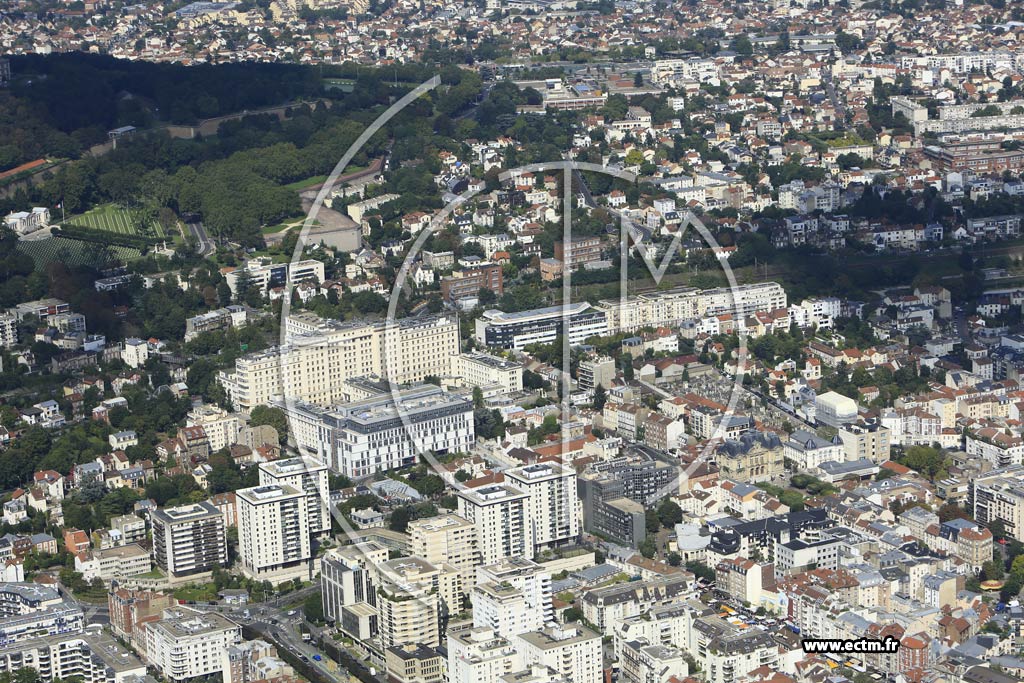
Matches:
[[282, 166, 369, 192], [133, 568, 166, 579], [71, 584, 110, 604], [261, 217, 319, 235], [262, 221, 297, 234], [283, 175, 329, 191], [173, 583, 219, 602]]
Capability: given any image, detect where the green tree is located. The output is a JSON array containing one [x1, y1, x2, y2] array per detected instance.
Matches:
[[983, 559, 1005, 582], [686, 560, 715, 582], [900, 445, 946, 480], [389, 506, 412, 532], [731, 35, 753, 56], [645, 508, 660, 533], [657, 499, 683, 528], [249, 405, 288, 447], [303, 590, 325, 624]]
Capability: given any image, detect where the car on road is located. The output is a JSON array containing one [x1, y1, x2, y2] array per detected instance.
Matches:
[[313, 655, 322, 661], [287, 610, 297, 616]]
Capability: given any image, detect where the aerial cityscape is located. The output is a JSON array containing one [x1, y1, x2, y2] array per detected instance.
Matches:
[[5, 3, 1024, 683]]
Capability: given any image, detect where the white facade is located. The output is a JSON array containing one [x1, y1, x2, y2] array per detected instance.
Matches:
[[3, 207, 49, 235], [0, 314, 16, 349], [815, 391, 858, 427], [516, 624, 602, 683], [144, 607, 241, 682], [597, 283, 787, 335], [473, 557, 553, 639], [121, 338, 149, 369], [185, 405, 241, 453], [447, 627, 524, 683], [285, 385, 475, 478], [783, 430, 844, 470], [455, 353, 524, 394], [790, 297, 841, 329], [474, 304, 608, 350], [504, 463, 579, 554], [236, 484, 312, 585], [151, 501, 228, 579], [0, 583, 84, 645], [219, 314, 459, 411], [224, 258, 325, 296], [258, 457, 330, 537], [0, 632, 146, 683], [408, 514, 480, 589], [457, 484, 529, 565]]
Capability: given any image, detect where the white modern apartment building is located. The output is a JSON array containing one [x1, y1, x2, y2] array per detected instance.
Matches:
[[457, 484, 529, 565], [407, 514, 480, 590], [258, 457, 330, 538], [900, 51, 1016, 75], [284, 384, 474, 478], [474, 304, 608, 350], [376, 562, 443, 649], [75, 544, 151, 584], [223, 258, 325, 296], [596, 290, 701, 335], [0, 583, 84, 645], [0, 314, 16, 349], [473, 557, 553, 639], [320, 542, 389, 639], [151, 501, 228, 580], [774, 537, 841, 574], [236, 484, 312, 585], [650, 58, 719, 85], [454, 353, 524, 394], [0, 631, 146, 683], [577, 356, 615, 392], [143, 607, 242, 682], [699, 283, 788, 317], [505, 463, 579, 554], [121, 338, 149, 369], [702, 630, 778, 683], [447, 626, 524, 683], [619, 640, 688, 683], [972, 466, 1024, 540], [516, 624, 603, 683], [185, 405, 241, 453], [597, 282, 787, 335], [218, 314, 459, 411], [789, 297, 841, 330], [838, 422, 891, 463]]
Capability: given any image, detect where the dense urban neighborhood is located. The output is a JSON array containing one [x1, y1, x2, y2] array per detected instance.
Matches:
[[6, 4, 1024, 683]]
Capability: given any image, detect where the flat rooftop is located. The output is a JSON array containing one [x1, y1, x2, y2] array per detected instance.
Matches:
[[237, 483, 301, 503]]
